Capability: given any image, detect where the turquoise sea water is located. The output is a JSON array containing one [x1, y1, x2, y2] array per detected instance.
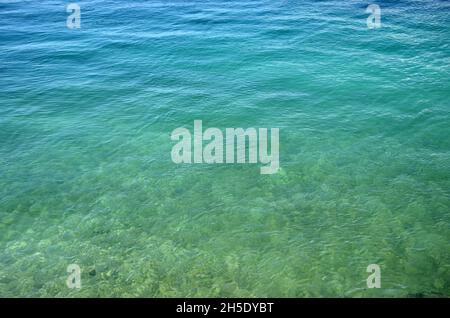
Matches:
[[0, 0, 449, 297]]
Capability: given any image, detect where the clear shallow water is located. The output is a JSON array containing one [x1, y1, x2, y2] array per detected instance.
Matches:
[[0, 0, 449, 297]]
